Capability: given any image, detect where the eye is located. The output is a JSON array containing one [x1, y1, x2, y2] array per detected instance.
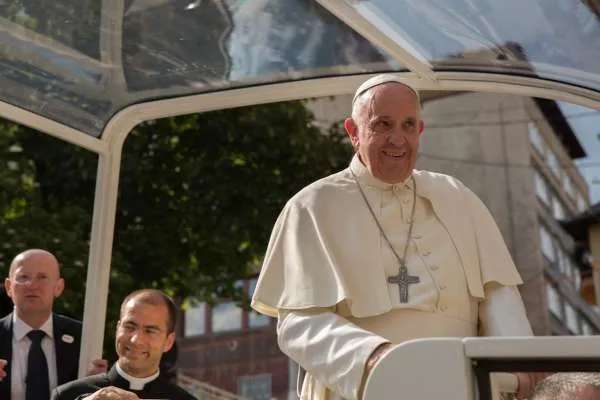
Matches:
[[402, 119, 417, 132], [372, 119, 393, 133], [146, 328, 161, 336]]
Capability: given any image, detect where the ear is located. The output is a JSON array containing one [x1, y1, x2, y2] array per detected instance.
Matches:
[[54, 278, 65, 298], [4, 278, 13, 298], [418, 120, 424, 135], [163, 332, 175, 353], [344, 118, 359, 149]]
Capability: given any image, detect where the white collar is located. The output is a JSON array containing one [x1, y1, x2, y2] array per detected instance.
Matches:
[[12, 310, 53, 342], [116, 361, 160, 390], [349, 153, 414, 191]]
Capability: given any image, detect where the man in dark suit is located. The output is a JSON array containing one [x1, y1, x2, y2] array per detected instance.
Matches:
[[0, 249, 106, 400], [51, 289, 196, 400]]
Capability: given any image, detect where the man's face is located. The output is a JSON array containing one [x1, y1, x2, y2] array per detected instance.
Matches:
[[345, 82, 424, 184], [116, 299, 175, 378], [4, 252, 64, 316], [574, 387, 600, 400]]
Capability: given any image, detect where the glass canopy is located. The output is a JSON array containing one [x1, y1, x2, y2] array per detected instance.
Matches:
[[0, 1, 400, 136], [1, 0, 599, 137]]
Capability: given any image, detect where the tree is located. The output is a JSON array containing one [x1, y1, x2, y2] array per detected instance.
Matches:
[[0, 100, 352, 356]]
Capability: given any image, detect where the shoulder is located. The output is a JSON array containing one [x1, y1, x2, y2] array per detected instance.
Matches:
[[414, 169, 466, 189], [414, 169, 480, 201], [0, 313, 12, 331], [286, 169, 353, 210], [53, 313, 82, 327]]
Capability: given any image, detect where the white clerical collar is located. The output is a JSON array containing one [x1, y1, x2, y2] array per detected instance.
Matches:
[[349, 153, 414, 191], [116, 361, 160, 390], [12, 310, 53, 342]]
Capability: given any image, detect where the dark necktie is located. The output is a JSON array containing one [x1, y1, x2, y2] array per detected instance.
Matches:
[[26, 330, 50, 400]]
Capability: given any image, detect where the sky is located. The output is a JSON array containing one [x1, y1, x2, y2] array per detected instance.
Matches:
[[558, 102, 600, 204]]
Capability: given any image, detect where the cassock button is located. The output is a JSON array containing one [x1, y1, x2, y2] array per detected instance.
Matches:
[[430, 265, 439, 271], [423, 250, 431, 256], [440, 305, 448, 312], [440, 284, 447, 290], [412, 234, 422, 240]]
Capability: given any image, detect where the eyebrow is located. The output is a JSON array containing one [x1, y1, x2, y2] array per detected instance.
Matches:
[[122, 321, 162, 330]]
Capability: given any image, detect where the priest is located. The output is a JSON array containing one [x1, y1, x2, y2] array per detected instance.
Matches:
[[251, 74, 542, 399], [51, 289, 196, 400]]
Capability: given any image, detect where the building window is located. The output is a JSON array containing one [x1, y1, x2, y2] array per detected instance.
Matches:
[[582, 321, 594, 336], [577, 194, 587, 213], [184, 278, 272, 335], [564, 303, 580, 334], [572, 265, 582, 290], [539, 225, 556, 263], [546, 283, 563, 320], [212, 301, 243, 333], [563, 174, 576, 199], [556, 247, 568, 276], [534, 171, 550, 206], [248, 278, 271, 328], [547, 151, 561, 179], [528, 122, 545, 155], [238, 374, 272, 400], [185, 301, 207, 337], [551, 195, 566, 220]]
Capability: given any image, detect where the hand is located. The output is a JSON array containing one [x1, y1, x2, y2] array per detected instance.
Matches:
[[84, 386, 139, 400], [364, 343, 393, 378], [86, 358, 108, 376], [0, 359, 6, 381], [516, 372, 551, 399]]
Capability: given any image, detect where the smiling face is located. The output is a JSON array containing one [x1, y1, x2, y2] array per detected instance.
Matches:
[[115, 297, 175, 378], [344, 82, 424, 184], [4, 250, 64, 324]]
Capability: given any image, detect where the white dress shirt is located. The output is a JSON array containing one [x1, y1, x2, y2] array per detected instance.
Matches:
[[11, 313, 58, 400]]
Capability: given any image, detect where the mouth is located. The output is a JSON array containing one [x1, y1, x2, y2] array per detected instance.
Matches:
[[382, 149, 408, 159], [124, 346, 148, 359]]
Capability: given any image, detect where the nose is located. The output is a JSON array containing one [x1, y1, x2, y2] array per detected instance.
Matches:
[[129, 332, 141, 343], [387, 129, 407, 146]]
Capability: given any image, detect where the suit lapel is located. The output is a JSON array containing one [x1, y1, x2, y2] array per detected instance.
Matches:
[[53, 314, 77, 385], [0, 313, 13, 399]]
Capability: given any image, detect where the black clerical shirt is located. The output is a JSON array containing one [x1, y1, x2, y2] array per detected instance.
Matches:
[[51, 365, 197, 400]]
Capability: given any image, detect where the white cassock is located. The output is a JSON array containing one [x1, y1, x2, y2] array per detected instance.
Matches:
[[252, 155, 533, 400]]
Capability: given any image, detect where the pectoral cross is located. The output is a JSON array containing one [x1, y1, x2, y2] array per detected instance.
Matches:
[[387, 263, 420, 303]]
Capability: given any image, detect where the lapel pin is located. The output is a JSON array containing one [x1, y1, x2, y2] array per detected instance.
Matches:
[[61, 334, 74, 344]]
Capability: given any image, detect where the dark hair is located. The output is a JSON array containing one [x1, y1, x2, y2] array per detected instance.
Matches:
[[532, 373, 600, 400], [120, 289, 177, 333]]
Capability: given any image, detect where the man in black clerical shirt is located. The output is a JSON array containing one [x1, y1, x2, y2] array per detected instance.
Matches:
[[51, 289, 196, 400]]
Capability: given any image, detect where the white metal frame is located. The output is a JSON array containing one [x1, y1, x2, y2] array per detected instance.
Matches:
[[364, 336, 600, 400], [0, 1, 599, 375]]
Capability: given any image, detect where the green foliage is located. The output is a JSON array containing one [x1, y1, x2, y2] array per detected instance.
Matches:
[[0, 101, 352, 358]]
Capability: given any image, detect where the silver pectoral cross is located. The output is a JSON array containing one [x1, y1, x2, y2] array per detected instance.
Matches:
[[387, 263, 420, 303]]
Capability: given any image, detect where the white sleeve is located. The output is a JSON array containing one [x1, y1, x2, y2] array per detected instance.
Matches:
[[480, 283, 534, 394], [277, 309, 389, 400]]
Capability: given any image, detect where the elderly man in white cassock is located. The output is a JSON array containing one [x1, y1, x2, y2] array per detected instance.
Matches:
[[251, 74, 543, 400]]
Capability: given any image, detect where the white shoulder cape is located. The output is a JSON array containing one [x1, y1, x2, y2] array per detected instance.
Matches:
[[252, 166, 522, 318]]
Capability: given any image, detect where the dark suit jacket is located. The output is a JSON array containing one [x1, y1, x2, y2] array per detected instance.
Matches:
[[51, 365, 197, 400], [0, 312, 82, 398]]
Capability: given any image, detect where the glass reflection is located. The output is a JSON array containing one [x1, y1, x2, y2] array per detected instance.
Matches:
[[122, 0, 396, 92], [0, 0, 399, 135], [355, 0, 600, 87]]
